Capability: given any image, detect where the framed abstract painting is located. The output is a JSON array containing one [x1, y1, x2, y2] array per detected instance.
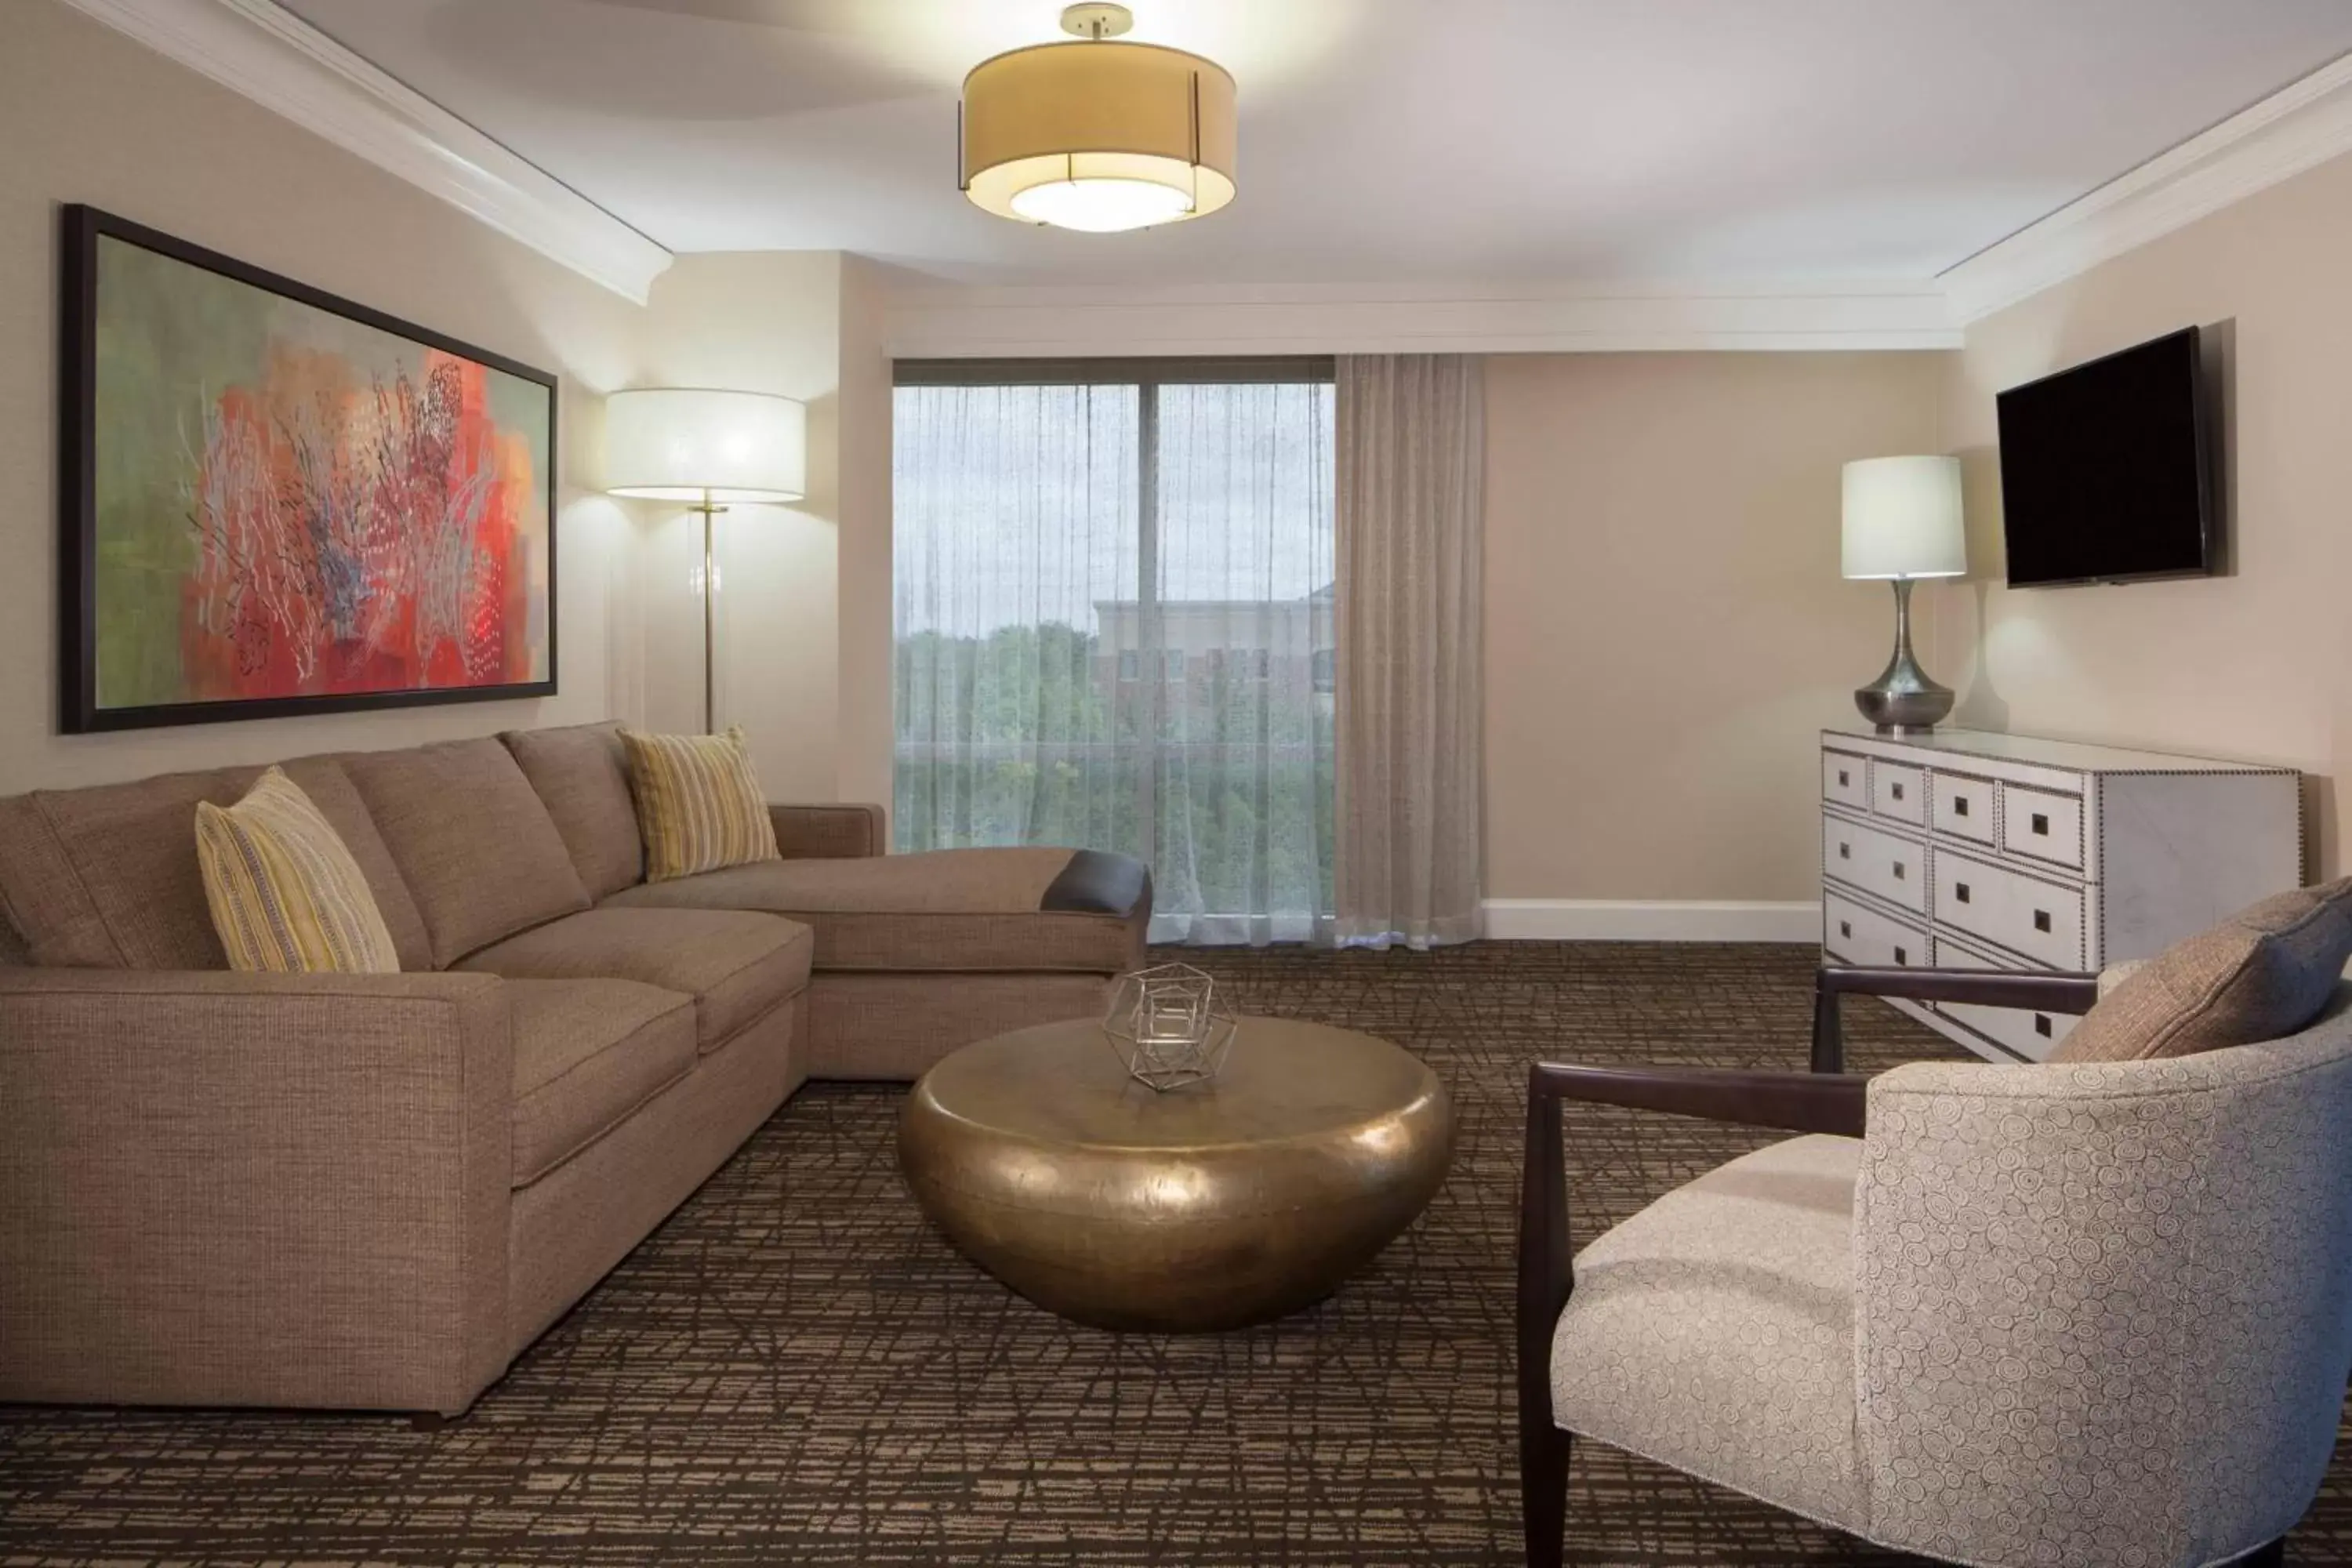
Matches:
[[58, 205, 557, 732]]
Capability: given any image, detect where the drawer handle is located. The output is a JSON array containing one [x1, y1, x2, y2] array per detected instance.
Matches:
[[1838, 920, 1852, 938], [1954, 796, 1969, 817], [1838, 842, 1851, 860], [2033, 909, 2052, 933], [2034, 1014, 2053, 1038], [1893, 861, 1907, 880], [1955, 883, 1971, 903], [1891, 782, 1906, 801], [2032, 812, 2050, 837], [1893, 945, 1909, 966], [1838, 769, 1850, 787]]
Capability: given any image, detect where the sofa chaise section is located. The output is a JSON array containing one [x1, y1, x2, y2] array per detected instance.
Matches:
[[606, 844, 1148, 1077], [503, 722, 1152, 1080]]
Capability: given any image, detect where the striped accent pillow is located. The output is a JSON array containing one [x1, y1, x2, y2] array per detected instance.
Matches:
[[619, 725, 781, 884], [194, 767, 401, 974]]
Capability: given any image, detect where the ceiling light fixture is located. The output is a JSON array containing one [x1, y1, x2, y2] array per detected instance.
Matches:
[[959, 3, 1237, 234]]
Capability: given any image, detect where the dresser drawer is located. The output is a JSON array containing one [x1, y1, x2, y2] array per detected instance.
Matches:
[[1822, 750, 1868, 811], [1824, 815, 1926, 914], [1929, 935, 2076, 1062], [1870, 761, 1926, 826], [1930, 771, 1998, 845], [1933, 850, 2085, 968], [2000, 783, 2085, 869], [1824, 891, 1926, 970]]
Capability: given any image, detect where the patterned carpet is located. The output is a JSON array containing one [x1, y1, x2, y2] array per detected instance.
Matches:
[[2, 942, 2347, 1566]]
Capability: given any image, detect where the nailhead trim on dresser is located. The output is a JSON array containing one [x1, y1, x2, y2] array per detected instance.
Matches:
[[1820, 728, 2303, 1063]]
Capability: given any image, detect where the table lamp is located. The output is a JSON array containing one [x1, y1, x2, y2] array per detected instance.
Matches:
[[604, 388, 807, 734], [1842, 455, 1965, 734]]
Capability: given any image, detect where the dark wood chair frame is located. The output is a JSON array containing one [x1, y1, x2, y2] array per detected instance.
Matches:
[[1516, 964, 2287, 1568]]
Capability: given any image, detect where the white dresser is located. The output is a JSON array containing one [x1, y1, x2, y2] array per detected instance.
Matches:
[[1820, 727, 2303, 1062]]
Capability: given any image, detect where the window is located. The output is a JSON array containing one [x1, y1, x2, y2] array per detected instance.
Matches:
[[893, 358, 1336, 943]]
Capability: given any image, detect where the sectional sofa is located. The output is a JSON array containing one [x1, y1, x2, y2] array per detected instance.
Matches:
[[0, 721, 1150, 1417]]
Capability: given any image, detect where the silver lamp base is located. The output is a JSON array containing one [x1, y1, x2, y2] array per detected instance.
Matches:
[[1855, 578, 1953, 735]]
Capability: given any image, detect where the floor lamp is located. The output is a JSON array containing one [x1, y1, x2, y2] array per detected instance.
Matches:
[[604, 388, 808, 734]]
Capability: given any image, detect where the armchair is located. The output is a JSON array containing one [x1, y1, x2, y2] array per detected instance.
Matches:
[[1519, 964, 2352, 1568]]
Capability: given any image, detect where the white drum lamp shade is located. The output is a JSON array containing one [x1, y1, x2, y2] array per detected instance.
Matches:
[[1842, 456, 1965, 580], [603, 388, 807, 504]]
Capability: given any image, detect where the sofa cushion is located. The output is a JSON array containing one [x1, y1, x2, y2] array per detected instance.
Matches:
[[501, 723, 644, 901], [456, 908, 811, 1051], [1551, 1134, 1866, 1532], [339, 738, 590, 968], [619, 726, 780, 883], [599, 847, 1149, 973], [508, 978, 697, 1186], [2054, 878, 2352, 1062], [0, 758, 430, 972], [196, 768, 402, 975]]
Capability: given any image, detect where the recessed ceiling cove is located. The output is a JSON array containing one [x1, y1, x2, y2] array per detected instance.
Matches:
[[276, 0, 2352, 288]]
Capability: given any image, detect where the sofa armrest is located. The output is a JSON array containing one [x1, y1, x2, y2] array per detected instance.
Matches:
[[0, 968, 514, 1415], [769, 801, 886, 859]]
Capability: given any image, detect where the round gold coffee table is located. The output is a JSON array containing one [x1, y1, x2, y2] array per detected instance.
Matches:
[[898, 1015, 1454, 1331]]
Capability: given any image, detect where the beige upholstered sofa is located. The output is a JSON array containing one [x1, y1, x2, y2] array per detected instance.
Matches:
[[0, 721, 1149, 1417]]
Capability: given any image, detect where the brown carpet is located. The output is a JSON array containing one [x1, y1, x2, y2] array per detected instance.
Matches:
[[2, 942, 2347, 1566]]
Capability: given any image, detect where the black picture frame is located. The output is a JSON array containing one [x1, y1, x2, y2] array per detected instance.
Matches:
[[57, 203, 561, 733]]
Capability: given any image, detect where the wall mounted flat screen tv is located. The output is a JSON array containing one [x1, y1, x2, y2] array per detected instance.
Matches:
[[1995, 326, 2214, 586]]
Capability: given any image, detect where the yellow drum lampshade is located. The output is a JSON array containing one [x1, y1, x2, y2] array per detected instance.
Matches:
[[960, 31, 1237, 234]]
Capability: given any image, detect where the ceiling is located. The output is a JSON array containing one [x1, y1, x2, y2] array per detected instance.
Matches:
[[278, 0, 2352, 288]]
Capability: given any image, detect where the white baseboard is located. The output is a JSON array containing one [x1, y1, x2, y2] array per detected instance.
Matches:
[[1482, 898, 1821, 942]]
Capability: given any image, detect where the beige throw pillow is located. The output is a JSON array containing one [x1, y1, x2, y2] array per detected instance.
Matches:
[[618, 725, 782, 883], [2053, 877, 2352, 1062], [195, 767, 401, 974]]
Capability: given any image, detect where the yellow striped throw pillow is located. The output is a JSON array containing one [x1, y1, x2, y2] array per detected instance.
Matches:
[[195, 767, 401, 974], [619, 725, 781, 883]]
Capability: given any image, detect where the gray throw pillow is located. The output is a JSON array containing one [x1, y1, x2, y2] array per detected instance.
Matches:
[[2053, 877, 2352, 1062]]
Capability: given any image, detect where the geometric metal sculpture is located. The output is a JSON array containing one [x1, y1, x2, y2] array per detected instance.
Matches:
[[1102, 962, 1239, 1091]]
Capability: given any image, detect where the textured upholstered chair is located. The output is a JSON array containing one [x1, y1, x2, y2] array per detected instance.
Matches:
[[1518, 964, 2352, 1568]]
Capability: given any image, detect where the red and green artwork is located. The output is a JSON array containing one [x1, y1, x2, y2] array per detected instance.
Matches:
[[69, 211, 555, 730]]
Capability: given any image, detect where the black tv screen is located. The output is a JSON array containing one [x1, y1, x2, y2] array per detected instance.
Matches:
[[1995, 327, 2213, 586]]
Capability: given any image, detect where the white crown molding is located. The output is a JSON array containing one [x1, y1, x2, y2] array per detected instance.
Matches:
[[886, 278, 1960, 358], [58, 0, 673, 304], [1483, 898, 1821, 943], [1941, 51, 2352, 323]]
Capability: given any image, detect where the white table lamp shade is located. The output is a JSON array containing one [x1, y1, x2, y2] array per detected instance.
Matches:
[[1842, 455, 1965, 579], [604, 388, 807, 503]]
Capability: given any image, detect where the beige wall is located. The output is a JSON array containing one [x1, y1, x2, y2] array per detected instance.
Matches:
[[1929, 151, 2352, 878], [1484, 352, 1946, 903], [0, 1, 652, 793], [629, 252, 847, 803]]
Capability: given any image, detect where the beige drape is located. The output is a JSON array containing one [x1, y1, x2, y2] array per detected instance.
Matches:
[[1333, 355, 1485, 949]]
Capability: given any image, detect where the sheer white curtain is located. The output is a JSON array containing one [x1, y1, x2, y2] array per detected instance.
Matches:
[[894, 362, 1336, 944]]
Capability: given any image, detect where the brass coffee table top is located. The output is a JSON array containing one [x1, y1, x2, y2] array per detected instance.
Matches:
[[898, 1015, 1454, 1331], [916, 1014, 1443, 1153]]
